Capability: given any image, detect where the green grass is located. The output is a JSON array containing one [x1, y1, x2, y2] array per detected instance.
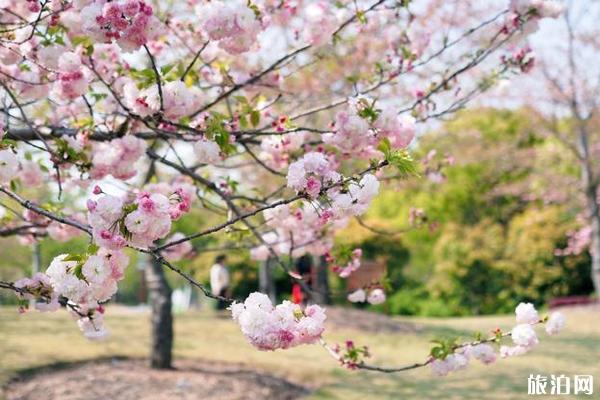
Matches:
[[1, 306, 598, 399]]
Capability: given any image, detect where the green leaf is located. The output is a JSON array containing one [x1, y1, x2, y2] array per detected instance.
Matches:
[[86, 243, 99, 255], [250, 110, 260, 127], [387, 149, 419, 178], [160, 64, 174, 75], [356, 10, 367, 24], [63, 254, 84, 262], [377, 137, 392, 157], [73, 262, 86, 281]]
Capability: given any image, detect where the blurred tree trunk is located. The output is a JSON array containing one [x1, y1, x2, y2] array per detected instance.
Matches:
[[259, 257, 276, 303], [311, 256, 331, 305], [576, 123, 600, 299], [145, 256, 173, 369]]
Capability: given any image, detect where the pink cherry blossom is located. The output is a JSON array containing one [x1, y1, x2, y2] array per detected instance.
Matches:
[[0, 149, 19, 183], [286, 152, 340, 198], [162, 232, 193, 262], [347, 289, 366, 303], [231, 292, 326, 351], [90, 135, 147, 181], [80, 0, 160, 52], [515, 302, 539, 324], [367, 288, 386, 305], [545, 312, 566, 335], [510, 324, 539, 348], [194, 139, 221, 165], [53, 52, 88, 100], [197, 0, 263, 55]]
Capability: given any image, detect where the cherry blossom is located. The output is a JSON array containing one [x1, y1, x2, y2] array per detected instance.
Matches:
[[366, 288, 386, 305], [197, 0, 263, 55], [52, 52, 88, 101], [510, 0, 565, 18], [259, 133, 305, 169], [162, 232, 193, 262], [80, 0, 160, 52], [465, 344, 497, 365], [515, 302, 539, 324], [430, 353, 469, 377], [545, 312, 566, 335], [231, 292, 326, 351], [90, 136, 147, 180], [0, 149, 19, 183], [302, 2, 338, 46], [123, 80, 203, 120], [334, 248, 362, 278], [77, 311, 110, 340], [194, 139, 221, 165], [19, 160, 44, 186], [286, 152, 341, 198], [329, 174, 380, 218], [13, 273, 60, 312], [347, 289, 366, 303]]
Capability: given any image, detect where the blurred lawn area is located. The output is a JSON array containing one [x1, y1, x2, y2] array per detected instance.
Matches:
[[0, 305, 598, 400]]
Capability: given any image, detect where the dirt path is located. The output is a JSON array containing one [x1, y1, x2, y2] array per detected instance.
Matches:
[[5, 359, 309, 400]]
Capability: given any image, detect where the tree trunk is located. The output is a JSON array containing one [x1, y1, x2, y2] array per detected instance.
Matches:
[[587, 209, 600, 299], [576, 124, 600, 300], [259, 257, 276, 303], [145, 256, 173, 369], [311, 256, 331, 305]]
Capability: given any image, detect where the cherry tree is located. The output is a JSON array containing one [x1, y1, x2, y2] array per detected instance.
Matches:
[[0, 0, 566, 374], [516, 1, 600, 299]]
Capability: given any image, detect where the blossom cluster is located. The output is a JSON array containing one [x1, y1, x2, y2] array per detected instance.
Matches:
[[230, 292, 326, 351], [506, 0, 564, 35], [259, 133, 306, 169], [286, 151, 340, 199], [194, 139, 222, 165], [429, 303, 566, 376], [251, 201, 333, 261], [15, 248, 130, 340], [87, 187, 191, 249], [331, 248, 362, 278], [347, 288, 386, 305], [197, 0, 263, 54], [162, 232, 194, 262], [80, 0, 160, 52], [0, 149, 19, 183], [429, 344, 495, 376], [14, 273, 60, 313], [510, 0, 565, 19], [52, 52, 88, 101], [123, 80, 203, 120], [323, 98, 415, 159], [301, 2, 338, 46], [328, 174, 380, 219], [0, 148, 45, 187], [90, 135, 147, 180]]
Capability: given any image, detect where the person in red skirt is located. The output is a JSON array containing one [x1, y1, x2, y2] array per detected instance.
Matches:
[[292, 255, 313, 306]]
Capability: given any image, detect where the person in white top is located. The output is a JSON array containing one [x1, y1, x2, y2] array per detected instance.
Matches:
[[210, 254, 230, 309]]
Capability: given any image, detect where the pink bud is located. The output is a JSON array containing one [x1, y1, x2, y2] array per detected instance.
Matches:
[[86, 199, 97, 212]]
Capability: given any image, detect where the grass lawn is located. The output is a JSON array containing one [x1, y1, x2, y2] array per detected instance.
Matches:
[[0, 305, 598, 399]]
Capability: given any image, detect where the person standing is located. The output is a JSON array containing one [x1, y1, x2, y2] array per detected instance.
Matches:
[[210, 254, 230, 310], [292, 255, 313, 306]]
